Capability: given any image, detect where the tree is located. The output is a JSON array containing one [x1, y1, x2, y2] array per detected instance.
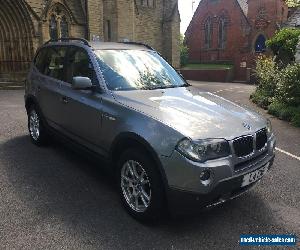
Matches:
[[285, 0, 300, 7], [266, 28, 300, 66]]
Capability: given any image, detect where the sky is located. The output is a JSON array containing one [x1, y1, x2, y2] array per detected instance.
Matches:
[[178, 0, 201, 34]]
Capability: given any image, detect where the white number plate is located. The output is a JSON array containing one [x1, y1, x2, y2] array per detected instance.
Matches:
[[241, 163, 270, 187]]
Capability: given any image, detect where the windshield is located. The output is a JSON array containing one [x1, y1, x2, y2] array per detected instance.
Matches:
[[95, 50, 187, 91]]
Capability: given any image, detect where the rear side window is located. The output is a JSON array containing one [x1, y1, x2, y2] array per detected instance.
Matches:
[[44, 47, 67, 81]]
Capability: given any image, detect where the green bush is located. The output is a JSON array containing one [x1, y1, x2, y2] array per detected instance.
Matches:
[[275, 63, 300, 106], [292, 113, 300, 127], [250, 89, 271, 109], [251, 56, 279, 108], [180, 34, 189, 67], [268, 100, 300, 127], [268, 101, 299, 121], [252, 56, 300, 127], [266, 28, 300, 66]]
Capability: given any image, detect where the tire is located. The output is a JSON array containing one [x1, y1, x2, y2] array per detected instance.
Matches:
[[117, 148, 166, 222], [28, 105, 48, 146]]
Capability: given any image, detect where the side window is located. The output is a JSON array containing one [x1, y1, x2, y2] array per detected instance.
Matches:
[[34, 49, 48, 74], [44, 47, 67, 81], [66, 48, 96, 84]]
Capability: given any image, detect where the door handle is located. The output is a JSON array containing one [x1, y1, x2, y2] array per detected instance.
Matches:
[[102, 112, 116, 121], [61, 96, 69, 104]]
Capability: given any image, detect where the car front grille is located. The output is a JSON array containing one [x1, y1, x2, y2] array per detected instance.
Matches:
[[233, 135, 254, 157], [256, 128, 268, 150], [232, 128, 268, 158]]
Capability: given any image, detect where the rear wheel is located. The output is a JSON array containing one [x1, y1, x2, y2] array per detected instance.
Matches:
[[117, 149, 165, 222], [28, 105, 48, 146]]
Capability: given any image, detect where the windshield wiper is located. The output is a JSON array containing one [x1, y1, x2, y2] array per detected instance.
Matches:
[[140, 83, 190, 90], [152, 83, 190, 89]]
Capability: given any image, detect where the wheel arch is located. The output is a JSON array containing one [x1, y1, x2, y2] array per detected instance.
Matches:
[[110, 132, 169, 187], [25, 94, 38, 114], [25, 95, 47, 126]]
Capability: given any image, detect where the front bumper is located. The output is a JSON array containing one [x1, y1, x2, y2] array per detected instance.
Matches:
[[166, 156, 274, 214], [160, 134, 276, 213]]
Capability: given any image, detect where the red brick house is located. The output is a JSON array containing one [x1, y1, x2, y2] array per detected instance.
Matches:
[[185, 0, 289, 81]]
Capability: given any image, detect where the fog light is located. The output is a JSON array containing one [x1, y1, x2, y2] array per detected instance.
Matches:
[[199, 170, 212, 186]]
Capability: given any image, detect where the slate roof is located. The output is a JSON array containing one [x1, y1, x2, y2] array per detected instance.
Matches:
[[237, 0, 248, 16], [284, 7, 300, 28]]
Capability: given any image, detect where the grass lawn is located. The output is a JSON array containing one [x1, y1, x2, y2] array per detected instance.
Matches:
[[183, 63, 233, 70]]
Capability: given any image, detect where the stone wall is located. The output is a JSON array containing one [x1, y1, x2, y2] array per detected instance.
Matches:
[[87, 0, 103, 40], [0, 0, 180, 82]]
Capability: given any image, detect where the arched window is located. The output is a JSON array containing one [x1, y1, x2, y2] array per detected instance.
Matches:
[[60, 16, 69, 38], [204, 17, 212, 49], [48, 5, 70, 40], [218, 18, 226, 49], [49, 15, 58, 40], [255, 34, 266, 53]]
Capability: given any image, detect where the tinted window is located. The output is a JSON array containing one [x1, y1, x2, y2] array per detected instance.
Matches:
[[43, 47, 67, 81], [95, 50, 186, 91], [66, 48, 95, 84], [34, 48, 48, 73]]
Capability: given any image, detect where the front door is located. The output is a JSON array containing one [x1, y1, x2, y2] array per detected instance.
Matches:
[[58, 47, 105, 154]]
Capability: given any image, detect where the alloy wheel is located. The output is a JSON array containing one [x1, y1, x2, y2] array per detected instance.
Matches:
[[121, 160, 152, 213], [29, 110, 40, 141]]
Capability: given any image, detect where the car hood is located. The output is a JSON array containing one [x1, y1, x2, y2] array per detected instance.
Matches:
[[112, 87, 266, 140]]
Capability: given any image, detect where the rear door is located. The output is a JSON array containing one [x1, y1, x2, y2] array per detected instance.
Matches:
[[33, 46, 67, 130]]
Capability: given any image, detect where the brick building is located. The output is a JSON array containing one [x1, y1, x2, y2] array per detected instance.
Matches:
[[0, 0, 180, 82], [185, 0, 289, 81]]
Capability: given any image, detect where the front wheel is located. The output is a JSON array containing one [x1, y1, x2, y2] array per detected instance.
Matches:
[[117, 149, 166, 222], [28, 105, 48, 146]]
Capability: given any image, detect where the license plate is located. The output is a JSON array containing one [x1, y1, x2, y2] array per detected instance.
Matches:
[[241, 163, 270, 187]]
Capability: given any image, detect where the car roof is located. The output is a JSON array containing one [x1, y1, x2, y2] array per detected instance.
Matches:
[[89, 42, 152, 51], [42, 40, 152, 51]]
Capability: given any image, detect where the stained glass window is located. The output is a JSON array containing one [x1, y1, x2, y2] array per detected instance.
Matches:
[[49, 15, 58, 40], [218, 18, 226, 49], [60, 16, 69, 38], [204, 17, 212, 49]]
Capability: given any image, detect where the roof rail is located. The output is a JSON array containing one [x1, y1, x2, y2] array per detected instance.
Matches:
[[120, 41, 154, 50], [44, 38, 90, 46]]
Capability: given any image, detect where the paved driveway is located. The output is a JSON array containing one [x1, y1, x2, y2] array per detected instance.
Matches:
[[0, 82, 299, 249]]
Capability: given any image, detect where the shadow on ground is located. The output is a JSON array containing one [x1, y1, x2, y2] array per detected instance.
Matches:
[[0, 135, 286, 249]]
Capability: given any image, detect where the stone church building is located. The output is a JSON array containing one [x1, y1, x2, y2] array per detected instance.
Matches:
[[0, 0, 180, 82], [185, 0, 289, 81]]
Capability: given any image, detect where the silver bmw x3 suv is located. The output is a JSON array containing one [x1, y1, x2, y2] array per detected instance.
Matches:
[[25, 38, 276, 221]]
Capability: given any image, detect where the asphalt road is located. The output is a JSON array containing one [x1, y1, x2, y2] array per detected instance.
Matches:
[[0, 82, 299, 249]]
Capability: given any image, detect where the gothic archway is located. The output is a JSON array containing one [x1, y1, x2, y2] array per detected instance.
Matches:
[[0, 0, 34, 77]]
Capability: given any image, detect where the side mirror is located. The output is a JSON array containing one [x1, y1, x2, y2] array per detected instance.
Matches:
[[72, 76, 93, 90]]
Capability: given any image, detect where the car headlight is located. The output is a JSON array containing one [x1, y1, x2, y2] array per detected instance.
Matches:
[[266, 119, 273, 136], [176, 138, 231, 162]]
